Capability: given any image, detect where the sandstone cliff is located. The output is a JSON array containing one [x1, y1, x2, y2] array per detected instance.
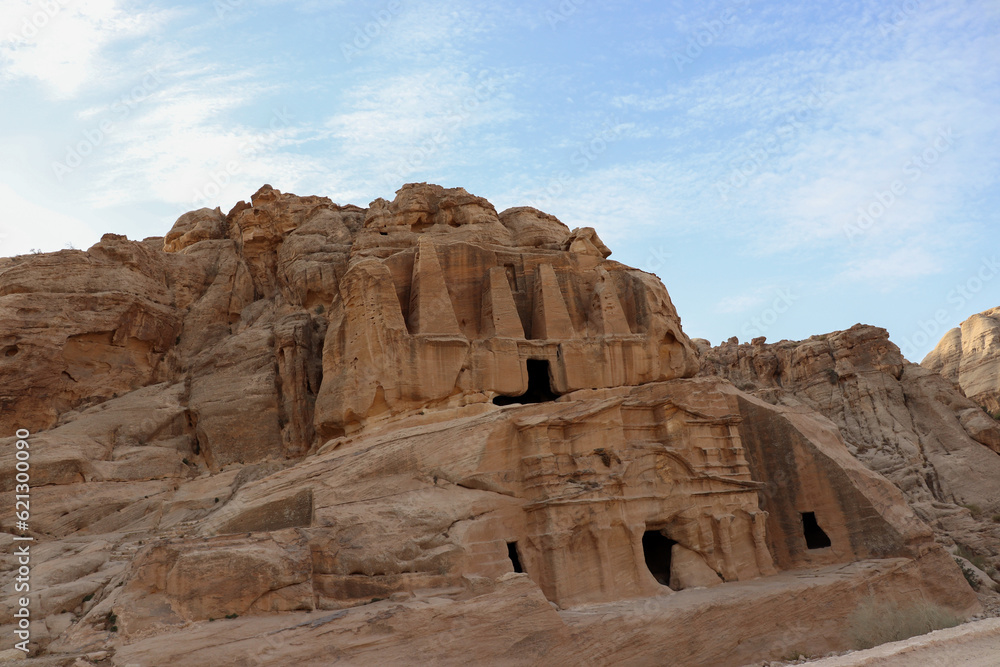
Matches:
[[0, 185, 983, 666], [698, 326, 1000, 600], [923, 307, 1000, 415]]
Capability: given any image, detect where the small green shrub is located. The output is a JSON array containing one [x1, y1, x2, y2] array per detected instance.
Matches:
[[225, 613, 239, 619], [957, 559, 981, 591], [992, 514, 1000, 523], [314, 304, 325, 314], [956, 545, 989, 572], [848, 596, 962, 650]]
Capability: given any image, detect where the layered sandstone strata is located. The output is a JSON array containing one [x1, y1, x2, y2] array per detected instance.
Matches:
[[0, 185, 983, 666], [698, 325, 1000, 580], [924, 307, 1000, 415]]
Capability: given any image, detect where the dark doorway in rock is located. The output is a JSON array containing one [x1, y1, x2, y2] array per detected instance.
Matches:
[[801, 512, 832, 549], [493, 359, 559, 405], [507, 541, 524, 573], [642, 529, 677, 586]]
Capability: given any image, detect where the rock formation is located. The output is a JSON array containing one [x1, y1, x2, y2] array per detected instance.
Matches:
[[698, 325, 1000, 604], [0, 184, 984, 666], [923, 307, 1000, 415]]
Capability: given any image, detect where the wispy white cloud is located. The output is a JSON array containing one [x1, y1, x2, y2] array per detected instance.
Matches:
[[836, 242, 945, 288], [323, 65, 518, 191], [0, 0, 171, 99], [607, 1, 1000, 270], [82, 70, 326, 212], [504, 160, 701, 245], [715, 289, 769, 314]]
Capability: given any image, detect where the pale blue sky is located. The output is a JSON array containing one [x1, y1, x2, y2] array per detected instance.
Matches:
[[1, 0, 997, 360]]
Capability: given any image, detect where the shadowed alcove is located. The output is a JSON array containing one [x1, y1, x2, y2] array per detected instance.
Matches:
[[507, 542, 524, 573], [642, 529, 677, 586], [801, 512, 832, 549], [493, 359, 559, 406]]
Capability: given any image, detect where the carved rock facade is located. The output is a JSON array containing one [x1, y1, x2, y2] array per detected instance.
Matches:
[[0, 185, 984, 665], [698, 325, 1000, 593]]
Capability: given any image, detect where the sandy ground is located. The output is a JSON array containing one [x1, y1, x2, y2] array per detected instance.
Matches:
[[801, 618, 1000, 666]]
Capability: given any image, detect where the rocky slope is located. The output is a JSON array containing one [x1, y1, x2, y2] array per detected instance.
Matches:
[[923, 307, 1000, 415], [0, 184, 985, 666], [697, 326, 1000, 606]]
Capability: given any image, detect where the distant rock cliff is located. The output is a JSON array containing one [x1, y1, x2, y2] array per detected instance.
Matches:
[[924, 307, 1000, 415]]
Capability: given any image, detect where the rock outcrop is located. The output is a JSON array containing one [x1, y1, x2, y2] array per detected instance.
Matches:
[[698, 325, 1000, 598], [923, 307, 1000, 415], [0, 185, 984, 666]]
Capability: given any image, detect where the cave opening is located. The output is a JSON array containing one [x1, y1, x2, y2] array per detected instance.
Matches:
[[801, 511, 832, 549], [507, 541, 524, 574], [493, 359, 559, 406], [642, 529, 677, 586]]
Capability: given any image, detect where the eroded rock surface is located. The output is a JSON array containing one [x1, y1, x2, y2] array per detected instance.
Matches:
[[924, 307, 1000, 414], [0, 185, 984, 666], [699, 325, 1000, 603]]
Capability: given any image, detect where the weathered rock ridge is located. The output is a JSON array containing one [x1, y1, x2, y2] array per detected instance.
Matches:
[[0, 184, 985, 666], [923, 307, 1000, 415], [698, 325, 1000, 595]]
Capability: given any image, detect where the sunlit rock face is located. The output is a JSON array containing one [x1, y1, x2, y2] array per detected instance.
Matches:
[[0, 184, 982, 665], [315, 182, 699, 437], [924, 307, 1000, 415], [699, 325, 1000, 589]]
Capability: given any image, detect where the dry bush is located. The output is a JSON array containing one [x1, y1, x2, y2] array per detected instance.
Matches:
[[848, 596, 962, 650]]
